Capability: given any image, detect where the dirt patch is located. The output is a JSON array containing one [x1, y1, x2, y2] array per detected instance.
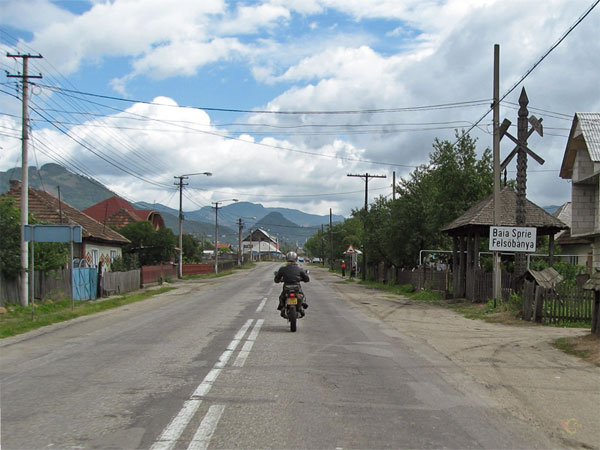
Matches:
[[555, 334, 600, 367], [313, 267, 600, 450]]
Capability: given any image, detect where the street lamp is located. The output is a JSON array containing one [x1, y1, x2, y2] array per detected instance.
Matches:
[[212, 198, 238, 273], [175, 172, 212, 278], [238, 217, 256, 266]]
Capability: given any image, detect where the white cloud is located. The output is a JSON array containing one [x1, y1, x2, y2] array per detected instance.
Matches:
[[3, 0, 599, 216]]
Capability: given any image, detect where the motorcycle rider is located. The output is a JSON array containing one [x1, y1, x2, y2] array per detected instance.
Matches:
[[274, 251, 310, 317]]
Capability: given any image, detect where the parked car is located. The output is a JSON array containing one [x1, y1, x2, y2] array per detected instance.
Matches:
[[312, 257, 321, 263], [298, 256, 305, 262]]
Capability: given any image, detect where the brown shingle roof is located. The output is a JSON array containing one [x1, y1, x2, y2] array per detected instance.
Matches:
[[3, 181, 130, 245], [441, 187, 567, 236]]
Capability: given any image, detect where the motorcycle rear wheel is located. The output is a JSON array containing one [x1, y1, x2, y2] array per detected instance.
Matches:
[[288, 307, 297, 332]]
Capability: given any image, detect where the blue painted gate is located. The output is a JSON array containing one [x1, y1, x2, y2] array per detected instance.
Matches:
[[72, 262, 98, 301]]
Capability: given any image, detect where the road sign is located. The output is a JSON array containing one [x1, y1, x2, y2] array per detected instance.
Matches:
[[489, 226, 536, 252], [24, 225, 82, 243]]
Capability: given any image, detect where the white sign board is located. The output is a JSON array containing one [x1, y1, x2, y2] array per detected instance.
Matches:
[[489, 226, 537, 252]]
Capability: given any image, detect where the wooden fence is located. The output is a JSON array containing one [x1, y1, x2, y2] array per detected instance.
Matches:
[[1, 270, 72, 305], [101, 270, 140, 296], [522, 280, 594, 324]]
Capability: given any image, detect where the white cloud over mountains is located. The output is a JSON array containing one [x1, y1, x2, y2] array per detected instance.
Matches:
[[1, 0, 598, 217]]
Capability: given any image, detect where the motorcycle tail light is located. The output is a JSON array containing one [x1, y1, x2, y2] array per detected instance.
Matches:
[[289, 293, 295, 297]]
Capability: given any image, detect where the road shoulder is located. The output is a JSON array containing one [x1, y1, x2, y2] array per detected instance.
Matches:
[[313, 267, 600, 450]]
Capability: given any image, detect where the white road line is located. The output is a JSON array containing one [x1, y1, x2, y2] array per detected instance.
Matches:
[[233, 319, 263, 367], [192, 368, 222, 398], [150, 400, 203, 450], [256, 297, 268, 312], [150, 320, 254, 450], [248, 319, 264, 341], [187, 405, 226, 450]]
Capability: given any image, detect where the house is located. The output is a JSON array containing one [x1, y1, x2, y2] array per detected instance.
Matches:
[[559, 113, 600, 272], [83, 196, 165, 230], [552, 202, 593, 269], [3, 180, 130, 271], [242, 228, 282, 258]]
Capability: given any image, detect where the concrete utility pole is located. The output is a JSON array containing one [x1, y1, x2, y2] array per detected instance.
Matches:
[[329, 208, 334, 270], [7, 53, 42, 307], [237, 217, 255, 266], [174, 172, 211, 278], [212, 199, 237, 274], [347, 173, 387, 281]]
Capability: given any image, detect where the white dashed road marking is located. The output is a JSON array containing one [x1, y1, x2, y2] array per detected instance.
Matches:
[[152, 295, 268, 450]]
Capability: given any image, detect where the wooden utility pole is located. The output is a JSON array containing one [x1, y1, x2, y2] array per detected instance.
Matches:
[[7, 53, 42, 307], [347, 173, 387, 280], [492, 44, 501, 307]]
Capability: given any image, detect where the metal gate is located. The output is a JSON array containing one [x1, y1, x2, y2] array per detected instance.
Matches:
[[72, 260, 98, 301]]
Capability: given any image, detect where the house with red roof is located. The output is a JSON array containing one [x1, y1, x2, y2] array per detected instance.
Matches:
[[83, 196, 165, 230], [3, 181, 130, 271]]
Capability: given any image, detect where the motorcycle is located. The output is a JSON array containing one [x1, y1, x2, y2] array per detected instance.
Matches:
[[275, 270, 309, 332], [281, 284, 304, 332]]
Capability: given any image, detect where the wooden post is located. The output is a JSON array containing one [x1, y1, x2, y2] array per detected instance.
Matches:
[[452, 236, 459, 298]]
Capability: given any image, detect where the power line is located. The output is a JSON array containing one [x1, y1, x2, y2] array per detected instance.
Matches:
[[456, 0, 599, 145]]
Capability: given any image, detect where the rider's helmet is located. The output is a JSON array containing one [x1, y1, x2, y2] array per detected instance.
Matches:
[[286, 251, 298, 262]]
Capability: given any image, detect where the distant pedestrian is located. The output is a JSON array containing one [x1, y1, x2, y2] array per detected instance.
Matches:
[[341, 261, 346, 277]]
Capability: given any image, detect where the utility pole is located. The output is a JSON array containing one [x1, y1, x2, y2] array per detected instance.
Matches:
[[329, 208, 334, 270], [212, 199, 237, 273], [392, 171, 396, 201], [347, 173, 386, 280], [238, 218, 243, 267], [321, 224, 325, 265], [174, 171, 212, 278], [7, 53, 43, 307], [492, 44, 501, 307]]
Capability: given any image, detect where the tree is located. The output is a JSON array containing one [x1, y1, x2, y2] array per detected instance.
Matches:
[[309, 131, 493, 270], [182, 233, 202, 263], [0, 197, 21, 278], [0, 197, 69, 278], [118, 221, 177, 266]]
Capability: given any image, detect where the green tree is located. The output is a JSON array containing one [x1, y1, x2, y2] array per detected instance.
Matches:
[[118, 221, 177, 266], [0, 197, 21, 278], [0, 197, 69, 278], [182, 233, 202, 263]]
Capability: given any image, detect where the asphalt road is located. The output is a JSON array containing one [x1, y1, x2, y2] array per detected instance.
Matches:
[[1, 263, 558, 449]]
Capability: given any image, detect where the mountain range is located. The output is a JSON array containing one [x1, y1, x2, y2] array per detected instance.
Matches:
[[1, 164, 341, 245]]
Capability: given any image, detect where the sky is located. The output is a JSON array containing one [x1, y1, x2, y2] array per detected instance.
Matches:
[[1, 0, 599, 221]]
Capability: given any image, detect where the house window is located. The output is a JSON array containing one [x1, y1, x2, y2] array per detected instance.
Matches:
[[110, 250, 117, 262], [90, 248, 99, 268]]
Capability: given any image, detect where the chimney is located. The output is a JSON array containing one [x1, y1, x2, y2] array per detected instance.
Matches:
[[9, 179, 21, 191]]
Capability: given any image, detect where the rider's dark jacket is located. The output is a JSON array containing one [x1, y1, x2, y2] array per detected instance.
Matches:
[[274, 262, 310, 285]]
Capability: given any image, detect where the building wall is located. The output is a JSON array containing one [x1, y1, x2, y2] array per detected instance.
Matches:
[[571, 182, 598, 237], [82, 242, 122, 272], [572, 140, 594, 182]]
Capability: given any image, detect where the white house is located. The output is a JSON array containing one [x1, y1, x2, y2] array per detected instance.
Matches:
[[559, 113, 600, 272]]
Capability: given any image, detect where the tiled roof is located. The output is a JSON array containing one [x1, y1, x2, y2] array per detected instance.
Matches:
[[3, 181, 130, 244], [560, 112, 600, 179], [83, 196, 136, 222], [83, 197, 164, 230], [441, 187, 567, 235]]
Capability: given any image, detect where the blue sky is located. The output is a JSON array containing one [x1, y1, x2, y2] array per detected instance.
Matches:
[[1, 0, 599, 221]]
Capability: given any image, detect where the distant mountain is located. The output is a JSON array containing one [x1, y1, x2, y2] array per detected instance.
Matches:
[[0, 164, 339, 245], [0, 163, 116, 210], [183, 201, 344, 228], [543, 205, 561, 215], [253, 212, 317, 245]]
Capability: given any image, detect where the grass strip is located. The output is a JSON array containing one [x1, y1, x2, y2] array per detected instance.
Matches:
[[0, 287, 175, 339]]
